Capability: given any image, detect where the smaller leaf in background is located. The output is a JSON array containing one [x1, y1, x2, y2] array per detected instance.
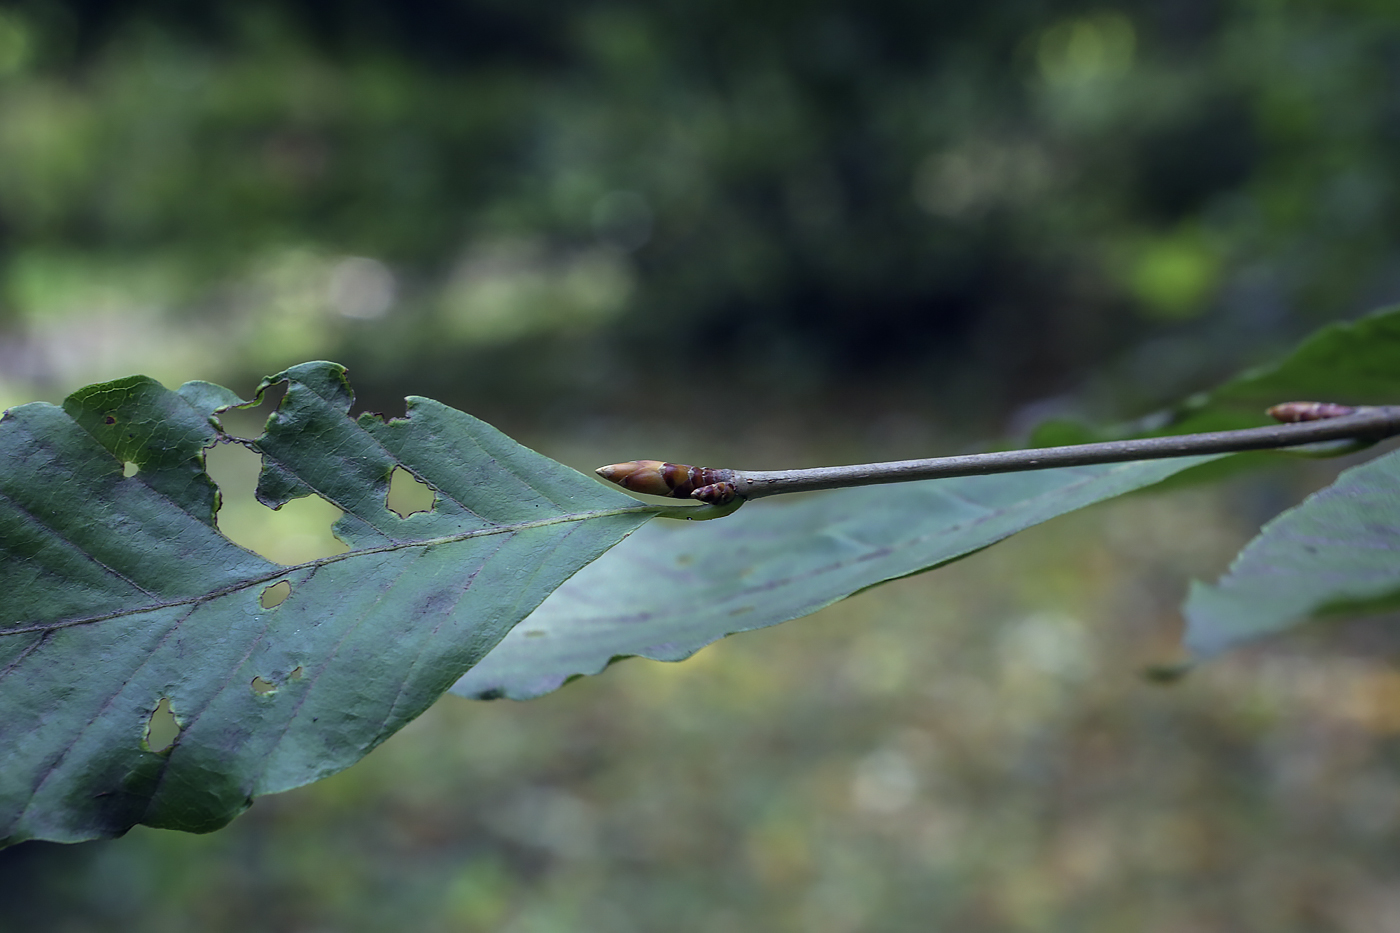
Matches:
[[1183, 447, 1400, 659], [1031, 305, 1400, 446], [1162, 305, 1400, 434]]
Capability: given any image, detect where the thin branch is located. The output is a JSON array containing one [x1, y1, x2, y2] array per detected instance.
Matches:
[[596, 404, 1400, 504]]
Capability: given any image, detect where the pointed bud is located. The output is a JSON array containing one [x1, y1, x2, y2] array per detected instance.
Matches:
[[1267, 401, 1357, 423], [595, 460, 676, 496], [595, 460, 737, 499]]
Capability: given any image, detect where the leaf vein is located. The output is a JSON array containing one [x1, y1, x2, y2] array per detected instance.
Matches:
[[0, 487, 159, 601], [0, 503, 660, 637], [138, 603, 278, 822], [250, 550, 430, 788], [5, 601, 202, 838], [380, 534, 513, 727]]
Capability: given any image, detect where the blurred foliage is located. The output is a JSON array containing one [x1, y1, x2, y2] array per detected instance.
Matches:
[[1, 0, 1400, 424]]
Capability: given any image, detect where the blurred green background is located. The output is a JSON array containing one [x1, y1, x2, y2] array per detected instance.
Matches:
[[5, 0, 1400, 930]]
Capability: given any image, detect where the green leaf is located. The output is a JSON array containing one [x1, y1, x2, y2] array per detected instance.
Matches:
[[1164, 305, 1400, 434], [454, 455, 1218, 701], [0, 362, 658, 846], [1029, 306, 1400, 448], [1182, 448, 1400, 659]]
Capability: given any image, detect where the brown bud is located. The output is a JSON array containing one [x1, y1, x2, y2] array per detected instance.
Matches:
[[596, 460, 675, 496], [692, 481, 738, 505], [595, 460, 736, 499], [1267, 401, 1357, 423]]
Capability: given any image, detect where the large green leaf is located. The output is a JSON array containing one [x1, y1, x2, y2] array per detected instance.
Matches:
[[454, 455, 1218, 701], [1182, 448, 1400, 659], [0, 362, 660, 846]]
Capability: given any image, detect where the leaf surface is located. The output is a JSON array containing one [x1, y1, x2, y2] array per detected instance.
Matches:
[[1182, 448, 1400, 659], [0, 362, 657, 845], [1162, 305, 1400, 434], [1031, 306, 1400, 447], [454, 455, 1216, 701]]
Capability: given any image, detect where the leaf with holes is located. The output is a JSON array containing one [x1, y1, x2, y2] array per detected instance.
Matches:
[[0, 362, 664, 846], [1182, 447, 1400, 659]]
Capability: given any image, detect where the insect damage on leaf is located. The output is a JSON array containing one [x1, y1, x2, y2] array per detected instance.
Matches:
[[260, 580, 292, 608], [0, 361, 663, 847], [386, 466, 436, 518], [144, 699, 180, 754]]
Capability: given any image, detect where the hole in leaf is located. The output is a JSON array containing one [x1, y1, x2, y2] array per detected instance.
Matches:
[[251, 676, 277, 696], [289, 665, 304, 680], [122, 461, 139, 477], [204, 442, 348, 564], [260, 580, 291, 608], [144, 698, 180, 753], [350, 390, 407, 422], [387, 466, 435, 518], [217, 380, 288, 440]]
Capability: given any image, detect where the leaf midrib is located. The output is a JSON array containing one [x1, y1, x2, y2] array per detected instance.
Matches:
[[2, 502, 662, 637]]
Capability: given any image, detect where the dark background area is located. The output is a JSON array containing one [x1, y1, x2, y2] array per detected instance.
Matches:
[[3, 0, 1398, 430], [5, 2, 1400, 930]]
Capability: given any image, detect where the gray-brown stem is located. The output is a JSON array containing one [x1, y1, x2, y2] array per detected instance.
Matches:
[[596, 405, 1400, 504], [728, 406, 1400, 499]]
